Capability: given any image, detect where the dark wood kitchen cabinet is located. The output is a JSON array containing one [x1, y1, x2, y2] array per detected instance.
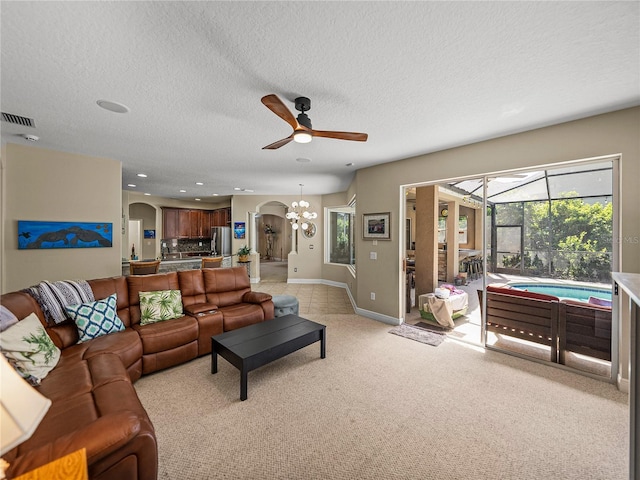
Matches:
[[162, 208, 180, 239], [189, 209, 201, 237], [200, 210, 212, 237], [212, 207, 231, 227], [178, 209, 191, 238], [163, 207, 228, 239]]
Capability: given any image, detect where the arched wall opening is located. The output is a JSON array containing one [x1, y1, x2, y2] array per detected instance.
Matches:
[[129, 202, 159, 260]]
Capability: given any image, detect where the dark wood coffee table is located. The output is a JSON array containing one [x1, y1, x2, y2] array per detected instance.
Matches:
[[211, 314, 326, 401]]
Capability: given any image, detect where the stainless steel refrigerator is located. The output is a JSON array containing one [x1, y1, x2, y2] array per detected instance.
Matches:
[[210, 226, 231, 256]]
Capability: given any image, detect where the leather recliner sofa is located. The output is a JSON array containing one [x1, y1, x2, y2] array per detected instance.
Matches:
[[1, 266, 274, 480]]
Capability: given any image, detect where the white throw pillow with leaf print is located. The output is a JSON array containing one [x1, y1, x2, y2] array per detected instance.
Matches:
[[139, 290, 183, 325], [0, 312, 60, 383]]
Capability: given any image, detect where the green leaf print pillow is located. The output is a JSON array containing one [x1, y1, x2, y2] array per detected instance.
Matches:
[[0, 312, 61, 384], [139, 290, 183, 325]]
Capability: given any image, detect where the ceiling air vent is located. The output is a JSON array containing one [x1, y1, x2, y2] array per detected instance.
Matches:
[[1, 112, 36, 128]]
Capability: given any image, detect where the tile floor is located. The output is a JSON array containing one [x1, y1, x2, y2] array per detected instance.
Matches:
[[256, 282, 355, 315]]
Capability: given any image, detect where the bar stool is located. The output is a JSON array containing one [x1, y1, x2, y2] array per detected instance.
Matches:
[[130, 260, 160, 275]]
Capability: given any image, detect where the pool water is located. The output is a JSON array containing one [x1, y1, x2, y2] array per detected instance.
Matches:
[[507, 283, 612, 302]]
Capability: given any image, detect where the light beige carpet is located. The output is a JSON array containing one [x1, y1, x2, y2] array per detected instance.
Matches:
[[135, 313, 628, 479]]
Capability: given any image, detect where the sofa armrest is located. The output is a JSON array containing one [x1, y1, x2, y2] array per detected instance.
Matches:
[[7, 412, 141, 478], [243, 291, 272, 304], [184, 303, 219, 315]]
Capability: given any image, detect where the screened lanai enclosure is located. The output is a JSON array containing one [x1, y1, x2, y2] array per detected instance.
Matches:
[[409, 158, 616, 379], [450, 160, 614, 283]]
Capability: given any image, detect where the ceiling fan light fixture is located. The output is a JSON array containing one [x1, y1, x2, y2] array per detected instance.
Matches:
[[293, 130, 312, 144]]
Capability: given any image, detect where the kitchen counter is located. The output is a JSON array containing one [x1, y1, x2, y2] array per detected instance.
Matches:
[[122, 258, 201, 276], [122, 256, 232, 276]]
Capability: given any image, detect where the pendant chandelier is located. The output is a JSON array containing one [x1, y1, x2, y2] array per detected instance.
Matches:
[[286, 184, 317, 231]]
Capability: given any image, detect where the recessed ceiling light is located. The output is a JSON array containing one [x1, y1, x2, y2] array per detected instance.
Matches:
[[212, 193, 219, 196], [22, 134, 39, 142], [296, 157, 312, 163], [128, 184, 136, 187], [96, 99, 130, 114], [144, 193, 151, 196], [234, 187, 241, 191], [179, 189, 187, 193], [195, 182, 204, 186], [137, 173, 147, 178], [195, 198, 201, 201]]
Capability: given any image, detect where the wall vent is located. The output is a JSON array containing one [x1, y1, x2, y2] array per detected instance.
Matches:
[[1, 112, 36, 128]]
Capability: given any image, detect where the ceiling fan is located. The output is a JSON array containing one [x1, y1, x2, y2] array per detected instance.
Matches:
[[261, 94, 368, 150]]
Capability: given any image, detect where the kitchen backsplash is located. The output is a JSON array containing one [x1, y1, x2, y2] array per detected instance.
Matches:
[[178, 238, 212, 252]]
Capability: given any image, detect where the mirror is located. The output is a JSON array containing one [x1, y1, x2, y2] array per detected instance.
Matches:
[[302, 222, 316, 239]]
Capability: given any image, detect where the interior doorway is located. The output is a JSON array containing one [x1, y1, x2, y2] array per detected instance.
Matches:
[[256, 201, 290, 283]]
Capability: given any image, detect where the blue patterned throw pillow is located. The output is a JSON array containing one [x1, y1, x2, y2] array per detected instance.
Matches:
[[65, 293, 125, 342]]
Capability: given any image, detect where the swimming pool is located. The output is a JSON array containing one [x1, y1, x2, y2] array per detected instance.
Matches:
[[506, 282, 612, 302]]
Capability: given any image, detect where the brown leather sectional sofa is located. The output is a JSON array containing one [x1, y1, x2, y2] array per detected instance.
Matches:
[[1, 266, 274, 480]]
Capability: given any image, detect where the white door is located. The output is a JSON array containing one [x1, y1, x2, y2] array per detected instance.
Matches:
[[128, 219, 142, 260]]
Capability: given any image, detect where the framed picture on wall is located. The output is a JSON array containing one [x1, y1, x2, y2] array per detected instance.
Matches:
[[234, 222, 246, 239], [363, 212, 390, 240], [18, 220, 113, 249]]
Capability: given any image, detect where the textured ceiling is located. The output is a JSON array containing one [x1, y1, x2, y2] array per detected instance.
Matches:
[[1, 1, 638, 201]]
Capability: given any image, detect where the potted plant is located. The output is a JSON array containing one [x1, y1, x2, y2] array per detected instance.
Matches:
[[237, 245, 251, 262]]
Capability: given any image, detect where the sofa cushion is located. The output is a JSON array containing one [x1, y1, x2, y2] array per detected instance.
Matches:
[[0, 313, 61, 384], [27, 280, 95, 325], [0, 305, 19, 331], [203, 267, 251, 307], [139, 290, 183, 325], [87, 276, 131, 327], [133, 316, 198, 355], [65, 293, 125, 342], [177, 269, 207, 307], [588, 295, 612, 307], [219, 303, 265, 331], [127, 272, 180, 326]]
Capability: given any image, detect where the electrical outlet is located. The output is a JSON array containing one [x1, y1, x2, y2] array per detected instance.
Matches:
[[294, 267, 298, 272], [370, 251, 377, 260], [370, 292, 375, 300]]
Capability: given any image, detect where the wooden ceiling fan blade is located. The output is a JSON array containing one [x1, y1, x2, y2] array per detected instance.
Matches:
[[311, 130, 368, 142], [262, 135, 294, 150], [261, 94, 299, 130]]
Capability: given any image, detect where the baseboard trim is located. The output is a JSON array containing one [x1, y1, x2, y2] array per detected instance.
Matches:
[[355, 307, 401, 325], [284, 278, 400, 325], [617, 373, 629, 393]]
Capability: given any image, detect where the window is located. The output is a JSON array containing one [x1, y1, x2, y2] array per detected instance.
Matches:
[[326, 201, 355, 268]]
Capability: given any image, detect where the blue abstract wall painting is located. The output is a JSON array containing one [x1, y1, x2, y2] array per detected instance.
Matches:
[[234, 222, 246, 239], [18, 221, 113, 249]]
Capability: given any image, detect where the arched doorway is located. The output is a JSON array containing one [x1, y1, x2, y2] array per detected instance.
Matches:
[[129, 202, 158, 260], [256, 201, 289, 283]]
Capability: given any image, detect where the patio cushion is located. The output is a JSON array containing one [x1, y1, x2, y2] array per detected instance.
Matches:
[[487, 285, 558, 302]]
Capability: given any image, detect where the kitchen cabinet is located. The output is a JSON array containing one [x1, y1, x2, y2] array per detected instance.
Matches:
[[163, 207, 228, 239], [212, 207, 231, 227], [162, 208, 180, 239], [189, 209, 201, 237], [178, 209, 191, 238], [200, 210, 212, 236]]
